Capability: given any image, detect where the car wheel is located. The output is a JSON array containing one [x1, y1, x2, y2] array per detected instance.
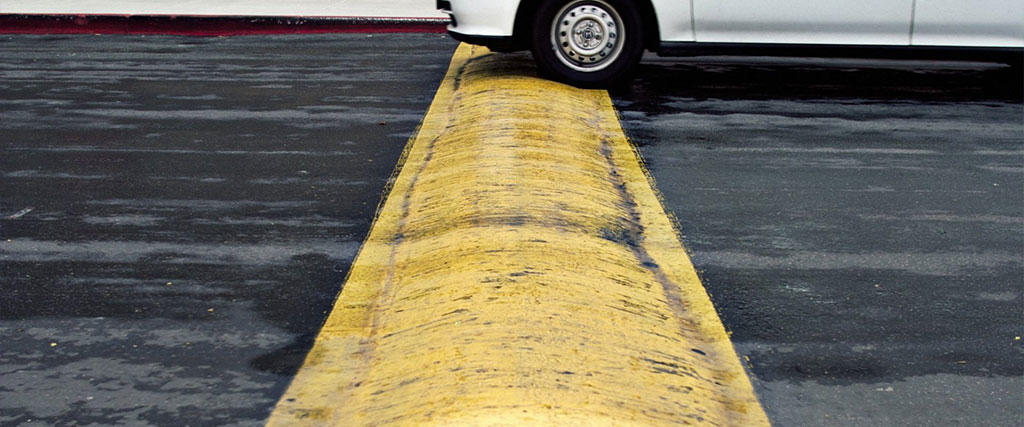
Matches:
[[530, 0, 644, 88]]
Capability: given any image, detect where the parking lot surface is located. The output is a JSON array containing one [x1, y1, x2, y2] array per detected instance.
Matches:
[[0, 33, 455, 425], [613, 57, 1023, 425], [1, 33, 1022, 426]]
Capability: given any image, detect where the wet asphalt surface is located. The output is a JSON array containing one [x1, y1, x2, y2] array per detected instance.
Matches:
[[613, 56, 1023, 425], [0, 34, 455, 425], [1, 33, 1022, 426]]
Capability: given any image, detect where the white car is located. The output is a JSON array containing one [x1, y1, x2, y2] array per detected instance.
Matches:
[[437, 0, 1024, 87]]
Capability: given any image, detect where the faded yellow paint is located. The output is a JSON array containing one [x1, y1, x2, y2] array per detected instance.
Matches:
[[268, 44, 769, 426]]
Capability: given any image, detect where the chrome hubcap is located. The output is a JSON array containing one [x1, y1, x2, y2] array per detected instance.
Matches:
[[573, 19, 604, 51], [552, 0, 624, 72]]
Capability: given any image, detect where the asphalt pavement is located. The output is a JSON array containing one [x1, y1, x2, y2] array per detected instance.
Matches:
[[0, 33, 456, 425], [1, 33, 1022, 426], [612, 56, 1024, 425]]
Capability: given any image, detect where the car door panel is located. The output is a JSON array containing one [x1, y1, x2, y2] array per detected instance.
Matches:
[[913, 0, 1024, 47], [651, 0, 696, 42], [692, 0, 914, 45]]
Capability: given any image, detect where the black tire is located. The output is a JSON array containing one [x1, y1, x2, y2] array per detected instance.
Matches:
[[530, 0, 644, 88]]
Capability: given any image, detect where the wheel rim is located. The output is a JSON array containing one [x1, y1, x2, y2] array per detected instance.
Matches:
[[550, 0, 625, 73]]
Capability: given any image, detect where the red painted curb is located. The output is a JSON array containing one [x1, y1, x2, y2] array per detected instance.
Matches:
[[0, 14, 449, 35]]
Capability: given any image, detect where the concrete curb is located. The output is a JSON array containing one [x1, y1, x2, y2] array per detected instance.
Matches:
[[0, 14, 449, 35]]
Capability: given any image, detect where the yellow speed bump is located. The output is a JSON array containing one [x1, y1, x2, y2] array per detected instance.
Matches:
[[269, 44, 769, 426]]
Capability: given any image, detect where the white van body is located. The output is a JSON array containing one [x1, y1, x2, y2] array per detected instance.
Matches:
[[442, 0, 1024, 46], [437, 0, 1024, 86]]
